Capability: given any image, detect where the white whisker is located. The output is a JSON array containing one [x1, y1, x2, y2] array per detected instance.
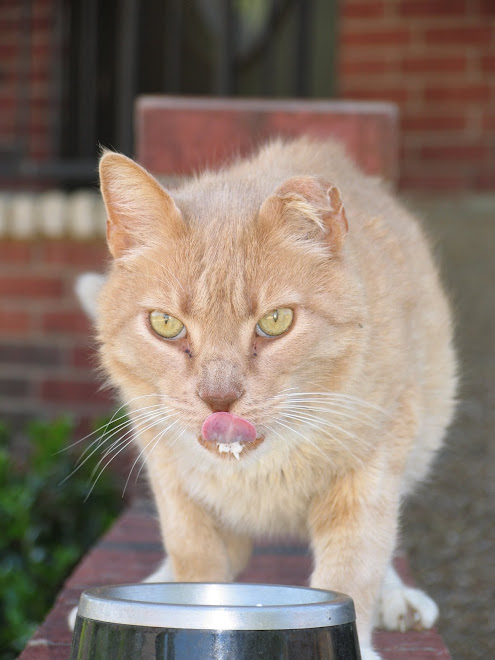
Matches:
[[282, 396, 377, 414], [123, 417, 181, 495], [76, 404, 165, 464], [85, 412, 179, 501], [99, 408, 177, 464], [87, 410, 174, 485], [269, 387, 299, 398], [57, 393, 163, 455], [271, 418, 330, 462], [262, 423, 288, 444], [284, 391, 392, 417], [278, 413, 371, 461], [129, 423, 186, 495], [99, 408, 172, 462], [132, 419, 186, 485], [279, 409, 371, 446], [285, 402, 378, 427], [69, 404, 165, 478], [277, 412, 350, 455]]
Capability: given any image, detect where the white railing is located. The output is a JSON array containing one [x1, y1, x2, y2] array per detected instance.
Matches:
[[0, 190, 107, 239]]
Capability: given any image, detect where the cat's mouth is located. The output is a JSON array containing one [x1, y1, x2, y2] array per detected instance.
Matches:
[[198, 412, 264, 460]]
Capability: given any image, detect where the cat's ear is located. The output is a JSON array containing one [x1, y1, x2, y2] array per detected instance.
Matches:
[[260, 176, 348, 252], [99, 151, 184, 258]]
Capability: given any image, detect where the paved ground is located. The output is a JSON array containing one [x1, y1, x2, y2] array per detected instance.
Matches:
[[399, 194, 495, 660]]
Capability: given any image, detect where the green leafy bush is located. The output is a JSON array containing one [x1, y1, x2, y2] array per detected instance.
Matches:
[[0, 418, 122, 659]]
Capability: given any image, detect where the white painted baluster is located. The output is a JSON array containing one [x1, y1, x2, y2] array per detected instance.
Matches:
[[69, 190, 97, 239], [0, 193, 11, 238], [39, 190, 67, 238], [11, 195, 36, 239]]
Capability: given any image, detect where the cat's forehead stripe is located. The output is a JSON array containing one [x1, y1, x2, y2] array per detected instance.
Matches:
[[191, 251, 250, 319], [174, 180, 267, 230]]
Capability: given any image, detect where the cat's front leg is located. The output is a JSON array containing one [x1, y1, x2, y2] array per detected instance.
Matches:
[[144, 529, 252, 584], [308, 461, 400, 659], [146, 458, 251, 583]]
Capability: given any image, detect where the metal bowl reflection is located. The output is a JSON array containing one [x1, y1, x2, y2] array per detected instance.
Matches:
[[70, 582, 361, 660]]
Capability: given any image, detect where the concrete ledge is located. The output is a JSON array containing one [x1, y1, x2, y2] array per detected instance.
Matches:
[[135, 95, 399, 183], [18, 504, 451, 660]]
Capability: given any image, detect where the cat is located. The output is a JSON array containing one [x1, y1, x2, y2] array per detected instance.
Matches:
[[74, 138, 457, 659]]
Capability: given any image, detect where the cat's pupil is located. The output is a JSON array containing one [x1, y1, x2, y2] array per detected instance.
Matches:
[[273, 310, 279, 323]]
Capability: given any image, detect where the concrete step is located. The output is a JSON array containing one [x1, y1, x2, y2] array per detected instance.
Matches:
[[18, 505, 451, 660]]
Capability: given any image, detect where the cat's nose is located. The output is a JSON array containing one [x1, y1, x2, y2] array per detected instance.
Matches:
[[197, 358, 244, 412], [198, 391, 242, 413]]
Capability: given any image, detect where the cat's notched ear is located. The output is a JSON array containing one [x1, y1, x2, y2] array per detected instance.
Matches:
[[259, 176, 348, 252], [99, 151, 184, 258]]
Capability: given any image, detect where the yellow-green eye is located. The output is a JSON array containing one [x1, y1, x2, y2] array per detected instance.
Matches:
[[256, 308, 294, 337], [149, 311, 186, 340]]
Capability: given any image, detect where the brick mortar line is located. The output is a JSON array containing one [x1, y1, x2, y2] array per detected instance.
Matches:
[[96, 540, 310, 556], [341, 16, 493, 30], [0, 368, 100, 382]]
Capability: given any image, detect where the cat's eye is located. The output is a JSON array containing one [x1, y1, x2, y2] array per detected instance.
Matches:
[[256, 308, 294, 337], [149, 311, 186, 340]]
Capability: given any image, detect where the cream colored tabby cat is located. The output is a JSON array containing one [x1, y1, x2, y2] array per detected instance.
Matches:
[[76, 138, 456, 659]]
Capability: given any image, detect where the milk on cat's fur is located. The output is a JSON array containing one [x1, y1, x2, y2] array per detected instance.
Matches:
[[79, 138, 456, 659]]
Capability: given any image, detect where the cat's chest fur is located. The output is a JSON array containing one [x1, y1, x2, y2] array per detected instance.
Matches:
[[170, 439, 328, 538]]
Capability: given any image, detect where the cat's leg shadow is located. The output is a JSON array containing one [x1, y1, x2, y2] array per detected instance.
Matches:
[[375, 562, 439, 632]]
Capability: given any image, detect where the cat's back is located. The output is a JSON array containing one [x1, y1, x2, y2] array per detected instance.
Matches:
[[178, 137, 421, 241], [172, 137, 379, 230]]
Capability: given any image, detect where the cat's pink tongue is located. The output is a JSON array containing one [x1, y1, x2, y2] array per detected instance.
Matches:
[[201, 412, 257, 445]]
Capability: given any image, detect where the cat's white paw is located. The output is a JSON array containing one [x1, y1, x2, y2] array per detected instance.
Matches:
[[142, 557, 175, 583], [360, 646, 382, 660], [376, 564, 438, 632], [68, 605, 78, 631], [377, 584, 438, 632]]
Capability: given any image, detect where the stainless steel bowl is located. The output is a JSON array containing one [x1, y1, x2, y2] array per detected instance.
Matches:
[[70, 583, 361, 659]]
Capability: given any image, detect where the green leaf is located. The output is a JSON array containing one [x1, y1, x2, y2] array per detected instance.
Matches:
[[0, 415, 123, 660]]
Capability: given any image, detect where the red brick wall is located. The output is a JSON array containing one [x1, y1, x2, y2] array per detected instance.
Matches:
[[0, 239, 111, 434], [1, 0, 493, 191], [338, 0, 495, 189], [0, 0, 58, 164]]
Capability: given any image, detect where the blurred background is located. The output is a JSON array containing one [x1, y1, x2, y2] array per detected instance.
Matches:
[[1, 0, 493, 188], [0, 1, 493, 659]]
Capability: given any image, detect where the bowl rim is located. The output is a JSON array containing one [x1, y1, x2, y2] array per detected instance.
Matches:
[[76, 582, 356, 630]]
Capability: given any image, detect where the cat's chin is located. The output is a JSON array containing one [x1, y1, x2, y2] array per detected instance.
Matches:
[[197, 435, 265, 460]]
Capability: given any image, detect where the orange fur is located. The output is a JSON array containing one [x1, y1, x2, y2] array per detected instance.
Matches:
[[94, 138, 457, 657]]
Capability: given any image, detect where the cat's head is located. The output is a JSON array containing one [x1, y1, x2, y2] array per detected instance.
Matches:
[[82, 148, 365, 466]]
